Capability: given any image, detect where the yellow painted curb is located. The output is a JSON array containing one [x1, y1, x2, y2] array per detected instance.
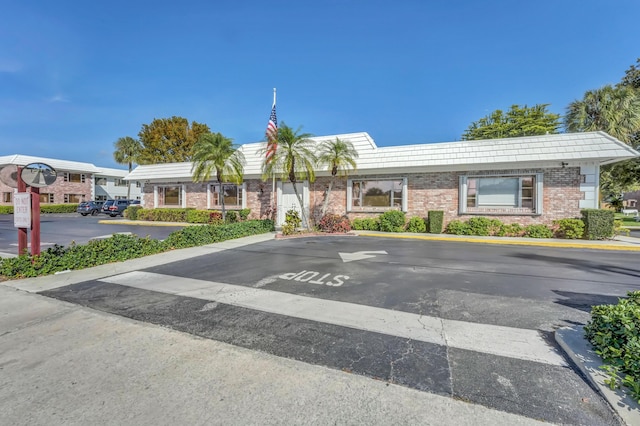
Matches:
[[356, 232, 640, 252]]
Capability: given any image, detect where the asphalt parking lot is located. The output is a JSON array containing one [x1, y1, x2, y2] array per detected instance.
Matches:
[[31, 234, 640, 425]]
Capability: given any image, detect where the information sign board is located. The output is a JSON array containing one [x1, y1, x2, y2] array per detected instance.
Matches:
[[14, 193, 31, 228]]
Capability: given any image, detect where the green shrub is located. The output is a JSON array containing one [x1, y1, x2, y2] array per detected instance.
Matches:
[[614, 219, 631, 237], [0, 220, 275, 279], [318, 214, 351, 233], [406, 217, 426, 233], [524, 224, 553, 238], [351, 218, 379, 231], [379, 210, 406, 232], [427, 211, 444, 234], [466, 217, 502, 236], [497, 223, 525, 237], [581, 209, 615, 240], [0, 205, 13, 214], [225, 211, 238, 223], [282, 209, 301, 235], [445, 220, 470, 235], [124, 205, 142, 220], [239, 208, 251, 221], [137, 208, 189, 222], [584, 291, 640, 404], [41, 204, 78, 213], [553, 218, 585, 239]]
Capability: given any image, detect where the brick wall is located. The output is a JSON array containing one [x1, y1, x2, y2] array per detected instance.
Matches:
[[0, 174, 92, 204]]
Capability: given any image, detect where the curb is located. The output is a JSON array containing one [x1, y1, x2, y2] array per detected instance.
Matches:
[[354, 232, 640, 252], [555, 326, 640, 426]]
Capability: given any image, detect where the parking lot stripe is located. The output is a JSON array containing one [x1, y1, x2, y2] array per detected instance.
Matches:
[[99, 271, 567, 367]]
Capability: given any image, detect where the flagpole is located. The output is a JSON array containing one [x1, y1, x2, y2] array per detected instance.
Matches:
[[271, 87, 276, 217]]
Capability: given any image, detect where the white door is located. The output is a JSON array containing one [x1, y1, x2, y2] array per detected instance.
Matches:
[[278, 182, 308, 227]]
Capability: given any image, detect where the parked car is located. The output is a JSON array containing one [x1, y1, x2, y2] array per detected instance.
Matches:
[[77, 201, 104, 216], [101, 199, 133, 217]]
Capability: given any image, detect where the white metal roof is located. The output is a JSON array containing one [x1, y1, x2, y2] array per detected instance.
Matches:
[[0, 154, 130, 175], [124, 131, 639, 181]]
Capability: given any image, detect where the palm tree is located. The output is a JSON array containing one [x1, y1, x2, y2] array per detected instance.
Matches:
[[565, 85, 640, 144], [191, 132, 245, 221], [261, 123, 317, 228], [317, 137, 358, 216], [565, 85, 640, 202], [113, 136, 142, 199]]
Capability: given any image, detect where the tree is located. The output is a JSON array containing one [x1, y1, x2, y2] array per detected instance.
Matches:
[[260, 122, 317, 228], [619, 58, 640, 90], [462, 104, 561, 141], [191, 132, 245, 221], [137, 116, 210, 164], [113, 136, 142, 199], [565, 84, 640, 200], [317, 137, 358, 216]]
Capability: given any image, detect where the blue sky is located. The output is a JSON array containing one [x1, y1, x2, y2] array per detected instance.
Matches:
[[1, 0, 638, 169]]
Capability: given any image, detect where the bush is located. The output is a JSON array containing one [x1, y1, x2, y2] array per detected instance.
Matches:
[[124, 205, 142, 220], [379, 210, 406, 232], [318, 214, 351, 233], [581, 209, 615, 240], [524, 224, 553, 238], [614, 219, 631, 237], [225, 211, 238, 223], [0, 220, 275, 279], [427, 211, 444, 234], [184, 209, 223, 224], [239, 208, 251, 221], [351, 218, 379, 231], [467, 217, 502, 236], [406, 217, 426, 233], [445, 220, 470, 235], [497, 223, 525, 237], [137, 208, 189, 222], [0, 205, 13, 214], [584, 291, 640, 404], [282, 209, 301, 235], [553, 218, 585, 239]]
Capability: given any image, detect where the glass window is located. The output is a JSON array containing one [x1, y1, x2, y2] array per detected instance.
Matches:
[[115, 179, 128, 187], [39, 193, 54, 203], [211, 184, 243, 207], [95, 177, 107, 185], [64, 173, 85, 183], [465, 175, 537, 210], [351, 179, 403, 209], [2, 192, 11, 203], [64, 194, 84, 203], [160, 186, 181, 206]]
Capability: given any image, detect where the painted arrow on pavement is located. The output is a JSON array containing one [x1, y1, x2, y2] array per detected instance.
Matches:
[[338, 250, 388, 263]]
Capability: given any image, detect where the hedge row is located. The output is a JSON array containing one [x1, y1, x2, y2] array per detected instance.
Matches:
[[0, 219, 275, 279], [0, 204, 79, 214], [126, 207, 251, 224]]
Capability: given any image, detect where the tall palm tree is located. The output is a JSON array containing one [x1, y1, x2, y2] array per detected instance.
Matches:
[[113, 136, 142, 199], [191, 132, 245, 221], [261, 123, 317, 228], [565, 85, 640, 201], [317, 137, 358, 216], [565, 85, 640, 143]]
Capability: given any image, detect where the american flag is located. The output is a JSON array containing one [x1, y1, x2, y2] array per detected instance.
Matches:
[[265, 102, 278, 163]]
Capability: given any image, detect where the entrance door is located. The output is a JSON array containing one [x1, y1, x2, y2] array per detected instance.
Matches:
[[278, 182, 308, 227]]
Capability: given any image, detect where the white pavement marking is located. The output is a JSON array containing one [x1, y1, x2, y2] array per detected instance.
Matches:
[[338, 250, 388, 263], [100, 271, 568, 367]]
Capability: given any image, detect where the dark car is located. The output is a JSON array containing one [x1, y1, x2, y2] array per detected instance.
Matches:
[[77, 201, 104, 216], [100, 199, 132, 217]]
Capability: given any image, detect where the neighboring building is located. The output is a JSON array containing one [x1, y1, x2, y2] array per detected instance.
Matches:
[[0, 155, 141, 205], [125, 131, 639, 227]]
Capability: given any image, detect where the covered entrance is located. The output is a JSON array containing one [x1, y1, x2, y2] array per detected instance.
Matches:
[[277, 181, 309, 227]]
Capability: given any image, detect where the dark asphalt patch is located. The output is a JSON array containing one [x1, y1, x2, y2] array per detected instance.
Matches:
[[41, 281, 451, 396]]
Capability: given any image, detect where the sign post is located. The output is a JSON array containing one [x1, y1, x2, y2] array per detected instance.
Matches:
[[18, 163, 57, 256], [16, 167, 28, 254]]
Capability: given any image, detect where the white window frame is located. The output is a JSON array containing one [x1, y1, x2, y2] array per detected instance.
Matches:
[[208, 183, 246, 209], [347, 177, 407, 212], [459, 173, 543, 215], [64, 172, 86, 183], [154, 185, 185, 208]]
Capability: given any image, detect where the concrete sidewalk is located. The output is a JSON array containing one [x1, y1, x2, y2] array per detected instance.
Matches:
[[0, 281, 546, 425]]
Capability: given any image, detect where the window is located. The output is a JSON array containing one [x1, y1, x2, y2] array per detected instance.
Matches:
[[95, 177, 107, 185], [210, 184, 243, 208], [159, 186, 182, 207], [2, 192, 11, 203], [64, 194, 84, 203], [64, 173, 85, 183], [460, 174, 542, 214], [39, 193, 54, 203], [115, 179, 128, 187], [348, 178, 407, 211], [95, 195, 107, 201]]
